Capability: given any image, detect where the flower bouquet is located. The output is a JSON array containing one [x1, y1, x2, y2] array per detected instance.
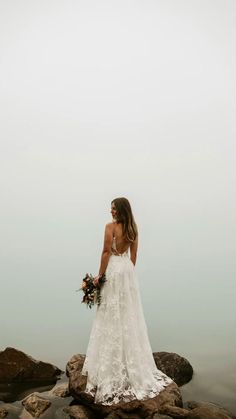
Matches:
[[77, 273, 106, 309]]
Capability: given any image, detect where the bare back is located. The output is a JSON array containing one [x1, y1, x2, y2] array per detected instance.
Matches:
[[111, 222, 130, 255]]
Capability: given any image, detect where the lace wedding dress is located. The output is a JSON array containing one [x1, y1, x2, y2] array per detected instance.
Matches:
[[81, 237, 173, 405]]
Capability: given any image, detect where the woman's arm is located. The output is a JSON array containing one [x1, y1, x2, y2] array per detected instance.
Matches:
[[96, 223, 113, 280], [130, 234, 138, 266]]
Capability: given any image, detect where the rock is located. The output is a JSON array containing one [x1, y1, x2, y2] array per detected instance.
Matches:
[[159, 405, 190, 417], [22, 393, 51, 417], [66, 354, 87, 398], [0, 381, 57, 403], [0, 347, 63, 383], [186, 400, 236, 419], [0, 407, 8, 418], [63, 404, 97, 419], [66, 353, 183, 418], [153, 352, 193, 386], [51, 383, 70, 398], [0, 403, 22, 417], [105, 411, 141, 418], [153, 415, 174, 419], [66, 354, 85, 378]]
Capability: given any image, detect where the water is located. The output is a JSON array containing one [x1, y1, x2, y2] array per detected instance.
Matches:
[[1, 225, 236, 413], [180, 351, 236, 414], [1, 284, 235, 414], [1, 219, 235, 414]]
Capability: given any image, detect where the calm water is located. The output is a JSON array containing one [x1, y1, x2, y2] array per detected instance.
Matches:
[[1, 269, 235, 414]]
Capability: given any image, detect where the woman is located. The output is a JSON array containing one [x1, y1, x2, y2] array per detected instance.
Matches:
[[81, 197, 173, 405]]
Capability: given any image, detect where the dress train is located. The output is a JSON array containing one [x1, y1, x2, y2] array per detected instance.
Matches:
[[81, 250, 173, 405]]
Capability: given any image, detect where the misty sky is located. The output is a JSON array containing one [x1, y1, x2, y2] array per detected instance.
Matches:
[[0, 0, 235, 375]]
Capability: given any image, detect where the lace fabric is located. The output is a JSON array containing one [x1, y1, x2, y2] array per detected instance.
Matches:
[[81, 253, 173, 405]]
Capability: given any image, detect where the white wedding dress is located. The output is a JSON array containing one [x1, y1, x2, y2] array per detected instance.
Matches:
[[81, 236, 173, 405]]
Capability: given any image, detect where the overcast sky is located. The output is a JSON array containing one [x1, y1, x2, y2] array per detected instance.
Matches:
[[0, 0, 235, 369]]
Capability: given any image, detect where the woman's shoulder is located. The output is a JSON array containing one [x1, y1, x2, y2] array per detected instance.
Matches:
[[104, 221, 116, 230], [105, 221, 121, 233]]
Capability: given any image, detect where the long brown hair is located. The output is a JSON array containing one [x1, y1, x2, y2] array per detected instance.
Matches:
[[111, 197, 138, 243]]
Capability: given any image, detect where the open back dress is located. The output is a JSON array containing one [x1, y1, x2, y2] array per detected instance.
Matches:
[[81, 226, 173, 405]]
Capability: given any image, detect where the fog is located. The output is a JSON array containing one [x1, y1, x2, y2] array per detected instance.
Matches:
[[0, 0, 236, 411]]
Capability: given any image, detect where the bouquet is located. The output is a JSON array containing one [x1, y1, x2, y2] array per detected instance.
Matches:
[[77, 273, 106, 309]]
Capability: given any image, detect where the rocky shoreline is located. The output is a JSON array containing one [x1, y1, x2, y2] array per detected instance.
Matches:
[[0, 347, 235, 419]]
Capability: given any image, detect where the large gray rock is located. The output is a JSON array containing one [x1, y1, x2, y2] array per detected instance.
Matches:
[[0, 347, 62, 383], [66, 353, 183, 418], [186, 400, 236, 419]]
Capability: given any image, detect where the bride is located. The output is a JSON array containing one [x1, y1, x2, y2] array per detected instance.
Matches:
[[81, 197, 173, 405]]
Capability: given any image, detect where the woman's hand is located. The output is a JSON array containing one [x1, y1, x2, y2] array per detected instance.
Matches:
[[93, 275, 100, 287]]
